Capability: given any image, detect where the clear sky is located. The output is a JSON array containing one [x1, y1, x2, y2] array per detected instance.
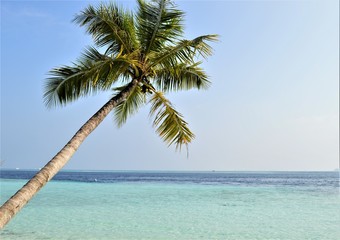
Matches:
[[1, 0, 339, 171]]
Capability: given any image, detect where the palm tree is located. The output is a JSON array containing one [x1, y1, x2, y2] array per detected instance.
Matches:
[[0, 0, 217, 228]]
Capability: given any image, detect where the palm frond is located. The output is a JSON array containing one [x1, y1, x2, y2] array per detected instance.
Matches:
[[153, 62, 210, 92], [44, 47, 131, 107], [113, 84, 146, 127], [149, 91, 194, 150], [137, 0, 184, 57], [148, 34, 218, 69], [44, 1, 217, 152], [73, 3, 137, 55]]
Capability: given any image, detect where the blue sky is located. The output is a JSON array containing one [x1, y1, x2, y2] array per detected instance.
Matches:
[[1, 0, 339, 171]]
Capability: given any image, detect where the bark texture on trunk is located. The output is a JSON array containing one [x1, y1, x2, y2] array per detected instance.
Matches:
[[0, 80, 138, 229]]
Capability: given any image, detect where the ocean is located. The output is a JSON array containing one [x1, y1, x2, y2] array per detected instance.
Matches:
[[0, 170, 339, 239]]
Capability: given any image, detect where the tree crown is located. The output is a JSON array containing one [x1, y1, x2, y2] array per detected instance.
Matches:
[[44, 0, 218, 150]]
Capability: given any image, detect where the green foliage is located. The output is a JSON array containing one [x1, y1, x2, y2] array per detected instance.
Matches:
[[73, 3, 137, 54], [149, 92, 194, 150], [136, 0, 184, 56], [45, 0, 217, 151], [154, 62, 211, 92], [148, 35, 218, 69], [44, 47, 130, 107], [113, 84, 146, 127]]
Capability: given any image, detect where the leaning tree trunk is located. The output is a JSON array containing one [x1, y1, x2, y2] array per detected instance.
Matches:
[[0, 80, 138, 229]]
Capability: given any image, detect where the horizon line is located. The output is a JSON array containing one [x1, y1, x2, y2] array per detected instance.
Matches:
[[0, 168, 339, 173]]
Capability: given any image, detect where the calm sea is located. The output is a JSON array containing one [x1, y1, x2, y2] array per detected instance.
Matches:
[[0, 170, 339, 239]]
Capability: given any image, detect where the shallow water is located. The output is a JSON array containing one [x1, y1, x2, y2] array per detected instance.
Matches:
[[1, 171, 339, 239]]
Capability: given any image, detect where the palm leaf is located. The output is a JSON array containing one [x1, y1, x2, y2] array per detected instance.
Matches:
[[149, 91, 194, 150], [136, 0, 184, 57], [44, 47, 130, 107], [113, 84, 146, 127], [73, 3, 137, 55], [153, 62, 210, 92], [148, 34, 218, 69]]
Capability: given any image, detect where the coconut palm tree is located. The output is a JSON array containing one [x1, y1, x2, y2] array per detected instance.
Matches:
[[0, 0, 217, 228]]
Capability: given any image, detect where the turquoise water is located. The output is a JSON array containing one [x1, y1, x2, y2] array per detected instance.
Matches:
[[0, 171, 340, 239]]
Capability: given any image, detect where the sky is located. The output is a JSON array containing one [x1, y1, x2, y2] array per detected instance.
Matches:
[[1, 0, 339, 171]]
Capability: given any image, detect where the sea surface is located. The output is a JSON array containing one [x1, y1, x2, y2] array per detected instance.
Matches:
[[0, 170, 339, 240]]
